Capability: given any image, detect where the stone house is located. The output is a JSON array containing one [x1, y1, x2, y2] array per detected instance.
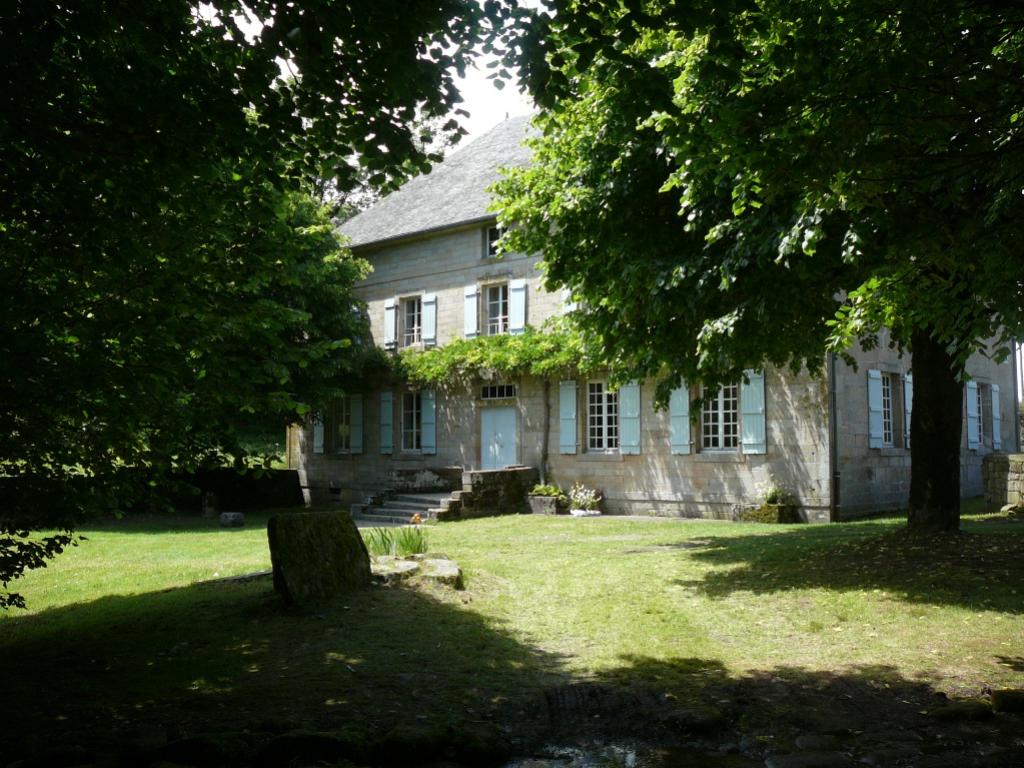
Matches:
[[286, 116, 1021, 521]]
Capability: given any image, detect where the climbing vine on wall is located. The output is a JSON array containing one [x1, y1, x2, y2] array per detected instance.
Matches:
[[392, 319, 599, 388]]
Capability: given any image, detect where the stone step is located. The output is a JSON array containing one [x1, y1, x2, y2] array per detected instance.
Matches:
[[378, 499, 437, 512], [354, 511, 419, 525], [360, 506, 437, 523], [390, 493, 451, 505]]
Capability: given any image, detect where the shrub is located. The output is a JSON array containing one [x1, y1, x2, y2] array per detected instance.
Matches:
[[530, 484, 564, 498], [363, 526, 428, 557], [737, 504, 803, 524]]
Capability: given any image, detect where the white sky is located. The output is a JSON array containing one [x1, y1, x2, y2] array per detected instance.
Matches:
[[450, 57, 534, 146]]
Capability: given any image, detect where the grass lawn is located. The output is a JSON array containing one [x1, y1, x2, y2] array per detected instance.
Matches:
[[2, 504, 1023, 760]]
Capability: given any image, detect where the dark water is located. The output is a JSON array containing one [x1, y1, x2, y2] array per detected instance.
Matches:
[[504, 744, 722, 767]]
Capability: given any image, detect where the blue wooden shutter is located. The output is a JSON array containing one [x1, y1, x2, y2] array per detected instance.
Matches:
[[992, 384, 1002, 450], [509, 279, 527, 334], [350, 394, 363, 454], [966, 380, 979, 449], [619, 381, 641, 454], [422, 293, 437, 347], [559, 380, 577, 454], [903, 373, 913, 449], [421, 390, 437, 455], [741, 369, 766, 454], [669, 385, 691, 455], [384, 298, 397, 349], [312, 418, 325, 454], [464, 286, 479, 338], [379, 392, 393, 454], [867, 369, 884, 449]]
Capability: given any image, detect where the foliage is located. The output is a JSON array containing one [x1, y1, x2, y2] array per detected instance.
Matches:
[[738, 504, 802, 525], [567, 482, 601, 511], [363, 526, 429, 558], [497, 0, 1024, 529], [756, 479, 798, 509], [530, 484, 566, 499], [395, 320, 595, 388], [0, 0, 510, 606]]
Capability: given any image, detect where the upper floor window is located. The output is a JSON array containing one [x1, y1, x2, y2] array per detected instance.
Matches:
[[486, 283, 509, 335], [402, 391, 422, 451], [587, 381, 619, 451], [486, 225, 504, 258], [702, 383, 739, 450], [402, 296, 422, 347]]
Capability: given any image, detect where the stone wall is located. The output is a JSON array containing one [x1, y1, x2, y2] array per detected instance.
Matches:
[[982, 453, 1024, 507], [439, 466, 539, 520]]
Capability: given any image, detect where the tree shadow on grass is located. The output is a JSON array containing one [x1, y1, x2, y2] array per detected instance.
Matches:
[[663, 516, 1024, 613], [3, 579, 1024, 766]]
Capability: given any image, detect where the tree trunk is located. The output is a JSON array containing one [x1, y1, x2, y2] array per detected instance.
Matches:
[[908, 327, 963, 532]]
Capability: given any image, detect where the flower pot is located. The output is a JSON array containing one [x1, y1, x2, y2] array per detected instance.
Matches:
[[528, 495, 561, 515]]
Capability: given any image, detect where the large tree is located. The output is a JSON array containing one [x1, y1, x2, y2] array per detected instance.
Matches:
[[497, 0, 1024, 532], [0, 0, 508, 606]]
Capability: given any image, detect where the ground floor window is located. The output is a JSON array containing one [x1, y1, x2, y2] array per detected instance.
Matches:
[[881, 373, 895, 447], [587, 381, 619, 451], [402, 392, 422, 451], [331, 396, 351, 452], [701, 383, 739, 450]]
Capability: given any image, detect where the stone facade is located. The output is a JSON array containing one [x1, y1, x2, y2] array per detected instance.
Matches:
[[833, 328, 1018, 518], [287, 119, 1020, 522]]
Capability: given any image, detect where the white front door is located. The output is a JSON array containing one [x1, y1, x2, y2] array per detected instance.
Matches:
[[481, 407, 517, 470]]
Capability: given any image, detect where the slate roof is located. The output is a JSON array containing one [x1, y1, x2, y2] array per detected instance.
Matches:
[[338, 115, 534, 249]]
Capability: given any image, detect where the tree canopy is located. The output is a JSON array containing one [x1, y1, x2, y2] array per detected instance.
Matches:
[[497, 0, 1024, 531], [0, 0, 510, 606]]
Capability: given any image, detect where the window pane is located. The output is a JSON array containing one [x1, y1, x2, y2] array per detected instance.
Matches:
[[588, 382, 605, 450], [403, 297, 421, 346], [487, 284, 509, 334], [881, 375, 893, 446], [402, 392, 421, 451]]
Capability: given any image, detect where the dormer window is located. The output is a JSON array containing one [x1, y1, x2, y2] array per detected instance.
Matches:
[[486, 225, 504, 258]]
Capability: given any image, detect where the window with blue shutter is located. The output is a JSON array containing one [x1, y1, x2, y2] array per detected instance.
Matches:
[[669, 385, 691, 455], [464, 286, 479, 338], [379, 392, 393, 454], [559, 381, 577, 454], [350, 394, 363, 454], [312, 418, 325, 455], [867, 369, 884, 449], [619, 381, 641, 455], [992, 384, 1002, 450], [509, 279, 527, 334], [384, 298, 397, 349], [421, 390, 437, 455], [422, 293, 437, 347], [966, 380, 980, 450], [741, 369, 766, 455], [903, 373, 913, 449]]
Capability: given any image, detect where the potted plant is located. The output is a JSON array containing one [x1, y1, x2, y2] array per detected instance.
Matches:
[[528, 484, 567, 515], [737, 480, 802, 523], [568, 482, 602, 517]]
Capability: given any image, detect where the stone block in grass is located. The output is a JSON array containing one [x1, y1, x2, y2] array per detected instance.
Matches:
[[267, 510, 370, 605]]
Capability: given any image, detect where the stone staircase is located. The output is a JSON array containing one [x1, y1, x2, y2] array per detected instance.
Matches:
[[351, 491, 455, 526]]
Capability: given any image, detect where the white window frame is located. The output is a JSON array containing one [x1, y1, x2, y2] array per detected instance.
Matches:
[[401, 295, 422, 347], [402, 391, 422, 452], [332, 396, 352, 453], [977, 382, 989, 447], [486, 225, 503, 258], [880, 373, 895, 447], [587, 381, 619, 452], [701, 383, 740, 451], [485, 283, 509, 335]]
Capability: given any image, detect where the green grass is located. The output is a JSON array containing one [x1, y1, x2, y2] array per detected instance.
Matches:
[[2, 504, 1023, 755], [363, 525, 428, 557]]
